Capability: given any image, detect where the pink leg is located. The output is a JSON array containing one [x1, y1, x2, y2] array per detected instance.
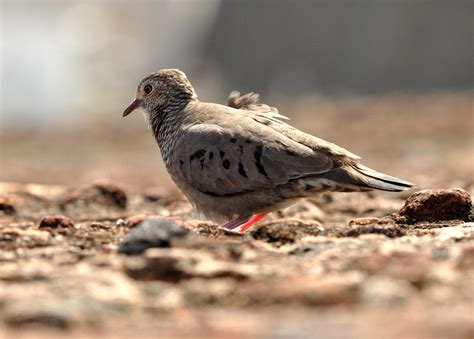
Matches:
[[238, 213, 267, 232]]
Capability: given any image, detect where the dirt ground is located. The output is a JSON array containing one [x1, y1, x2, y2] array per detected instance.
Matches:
[[0, 92, 473, 338]]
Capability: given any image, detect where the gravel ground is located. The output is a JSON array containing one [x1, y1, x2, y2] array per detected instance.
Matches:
[[0, 180, 472, 339], [1, 93, 473, 338]]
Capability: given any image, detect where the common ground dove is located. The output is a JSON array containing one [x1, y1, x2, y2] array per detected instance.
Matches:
[[123, 69, 413, 231]]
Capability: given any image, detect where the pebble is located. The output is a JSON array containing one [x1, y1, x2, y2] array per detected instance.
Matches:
[[118, 218, 189, 255], [61, 179, 127, 209], [344, 222, 405, 238], [39, 215, 75, 229], [348, 217, 381, 226], [124, 214, 150, 228], [250, 219, 324, 245]]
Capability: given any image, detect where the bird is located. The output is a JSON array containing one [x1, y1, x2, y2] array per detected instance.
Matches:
[[123, 69, 414, 232]]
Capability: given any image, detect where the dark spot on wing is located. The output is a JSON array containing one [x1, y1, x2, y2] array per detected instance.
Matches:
[[202, 190, 220, 197], [209, 151, 214, 160], [245, 139, 251, 144], [223, 159, 230, 169], [190, 149, 206, 161], [219, 150, 225, 158], [230, 138, 237, 143], [254, 146, 268, 177], [201, 190, 243, 197], [238, 162, 248, 178]]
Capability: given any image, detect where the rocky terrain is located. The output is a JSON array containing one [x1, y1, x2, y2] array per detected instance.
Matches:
[[1, 92, 472, 338], [0, 179, 472, 339]]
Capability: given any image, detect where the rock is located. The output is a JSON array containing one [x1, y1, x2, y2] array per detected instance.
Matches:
[[0, 195, 16, 214], [124, 214, 150, 228], [39, 215, 75, 230], [0, 192, 49, 218], [61, 179, 127, 209], [397, 188, 471, 223], [89, 221, 110, 230], [348, 217, 381, 226], [250, 219, 325, 245], [345, 218, 406, 238], [118, 218, 189, 255]]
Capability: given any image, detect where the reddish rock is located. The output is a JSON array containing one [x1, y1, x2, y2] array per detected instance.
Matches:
[[39, 215, 74, 229], [125, 214, 150, 228], [61, 179, 127, 209], [397, 188, 472, 223]]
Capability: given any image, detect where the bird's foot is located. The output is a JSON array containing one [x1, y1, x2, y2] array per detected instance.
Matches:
[[222, 213, 267, 232]]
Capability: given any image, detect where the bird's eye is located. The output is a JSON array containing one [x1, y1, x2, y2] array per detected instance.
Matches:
[[144, 84, 153, 95]]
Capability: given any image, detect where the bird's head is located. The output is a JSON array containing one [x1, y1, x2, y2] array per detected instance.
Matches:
[[123, 69, 197, 119]]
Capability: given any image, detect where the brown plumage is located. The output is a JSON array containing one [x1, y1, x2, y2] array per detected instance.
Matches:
[[123, 69, 414, 231]]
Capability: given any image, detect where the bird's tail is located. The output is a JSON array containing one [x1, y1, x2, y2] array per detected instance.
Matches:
[[303, 164, 414, 193], [350, 164, 414, 192]]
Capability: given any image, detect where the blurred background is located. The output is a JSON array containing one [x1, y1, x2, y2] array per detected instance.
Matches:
[[1, 0, 473, 191]]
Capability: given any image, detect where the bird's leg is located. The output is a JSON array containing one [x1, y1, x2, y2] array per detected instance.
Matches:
[[222, 218, 249, 230], [238, 213, 267, 232]]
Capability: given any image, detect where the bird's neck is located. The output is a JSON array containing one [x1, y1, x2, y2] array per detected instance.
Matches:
[[150, 97, 197, 166]]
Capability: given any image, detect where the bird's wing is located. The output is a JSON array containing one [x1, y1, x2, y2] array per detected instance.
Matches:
[[252, 115, 362, 160], [225, 91, 360, 160], [226, 91, 290, 123], [172, 122, 339, 196]]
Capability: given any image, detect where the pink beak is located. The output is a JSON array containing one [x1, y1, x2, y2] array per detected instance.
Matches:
[[123, 98, 142, 117]]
